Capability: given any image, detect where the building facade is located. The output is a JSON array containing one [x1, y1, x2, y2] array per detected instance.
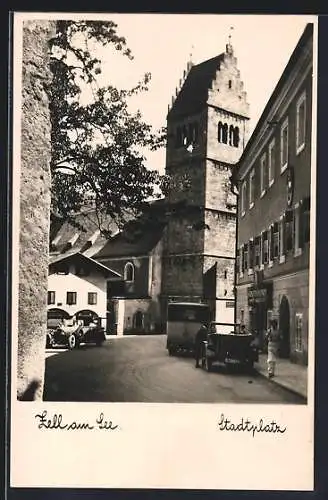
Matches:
[[48, 210, 166, 335], [47, 41, 252, 336], [161, 42, 250, 325], [232, 24, 313, 365]]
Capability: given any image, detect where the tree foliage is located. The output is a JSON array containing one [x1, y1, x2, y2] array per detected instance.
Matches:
[[47, 20, 166, 235]]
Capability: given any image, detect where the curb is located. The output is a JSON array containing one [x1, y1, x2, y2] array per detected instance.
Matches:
[[254, 366, 307, 401]]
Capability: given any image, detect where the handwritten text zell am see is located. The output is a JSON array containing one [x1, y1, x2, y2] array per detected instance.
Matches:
[[35, 410, 119, 431]]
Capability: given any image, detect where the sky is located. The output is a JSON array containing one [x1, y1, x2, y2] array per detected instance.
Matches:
[[63, 13, 317, 174]]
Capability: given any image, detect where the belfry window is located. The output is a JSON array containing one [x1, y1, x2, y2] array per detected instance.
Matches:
[[218, 122, 239, 148], [233, 127, 240, 148], [229, 125, 234, 146]]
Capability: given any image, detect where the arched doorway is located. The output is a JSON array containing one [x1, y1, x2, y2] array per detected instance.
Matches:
[[279, 296, 290, 358], [47, 308, 70, 328], [134, 310, 144, 331]]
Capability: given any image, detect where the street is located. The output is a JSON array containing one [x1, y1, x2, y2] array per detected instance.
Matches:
[[44, 335, 304, 403]]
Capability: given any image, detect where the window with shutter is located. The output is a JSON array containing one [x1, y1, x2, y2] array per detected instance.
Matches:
[[294, 204, 302, 256], [273, 222, 279, 259], [285, 209, 294, 253], [269, 225, 274, 265], [255, 236, 261, 268], [249, 239, 254, 272], [243, 243, 248, 271], [262, 231, 269, 264], [301, 197, 310, 245], [296, 91, 306, 154]]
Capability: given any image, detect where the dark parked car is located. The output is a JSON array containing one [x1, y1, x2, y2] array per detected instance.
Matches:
[[200, 322, 259, 372], [47, 317, 106, 349]]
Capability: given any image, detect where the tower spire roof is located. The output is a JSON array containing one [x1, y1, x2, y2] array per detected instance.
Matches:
[[226, 26, 234, 55], [187, 44, 195, 71]]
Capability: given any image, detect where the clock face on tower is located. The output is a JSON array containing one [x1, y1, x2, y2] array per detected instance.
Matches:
[[286, 165, 294, 208]]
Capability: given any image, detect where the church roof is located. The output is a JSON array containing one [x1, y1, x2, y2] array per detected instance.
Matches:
[[168, 54, 225, 120], [94, 219, 166, 260]]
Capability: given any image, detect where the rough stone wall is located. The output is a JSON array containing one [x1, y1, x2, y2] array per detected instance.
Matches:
[[205, 161, 236, 212], [161, 254, 204, 298], [17, 20, 55, 400], [204, 211, 236, 258]]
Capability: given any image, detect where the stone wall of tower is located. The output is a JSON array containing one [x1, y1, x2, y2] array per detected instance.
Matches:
[[204, 211, 236, 258], [205, 161, 236, 211], [166, 158, 206, 207], [162, 254, 204, 298]]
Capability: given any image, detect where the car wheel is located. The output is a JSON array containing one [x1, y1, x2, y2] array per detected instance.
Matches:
[[68, 334, 77, 350]]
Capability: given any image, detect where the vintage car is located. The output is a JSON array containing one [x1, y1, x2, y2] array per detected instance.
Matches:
[[200, 322, 259, 372], [166, 301, 210, 356], [47, 316, 106, 349]]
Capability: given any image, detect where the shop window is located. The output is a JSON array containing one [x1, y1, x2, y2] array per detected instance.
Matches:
[[66, 292, 77, 305], [295, 313, 303, 352], [124, 262, 135, 283], [296, 91, 306, 154], [249, 169, 255, 208], [88, 292, 97, 305], [268, 139, 275, 186], [48, 291, 55, 305], [260, 153, 268, 196], [240, 309, 245, 324], [280, 117, 289, 172]]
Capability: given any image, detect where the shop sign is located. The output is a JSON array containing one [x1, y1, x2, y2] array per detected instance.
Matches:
[[226, 301, 235, 308], [247, 288, 267, 304]]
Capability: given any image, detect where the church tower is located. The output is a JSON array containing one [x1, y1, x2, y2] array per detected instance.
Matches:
[[161, 39, 250, 324]]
